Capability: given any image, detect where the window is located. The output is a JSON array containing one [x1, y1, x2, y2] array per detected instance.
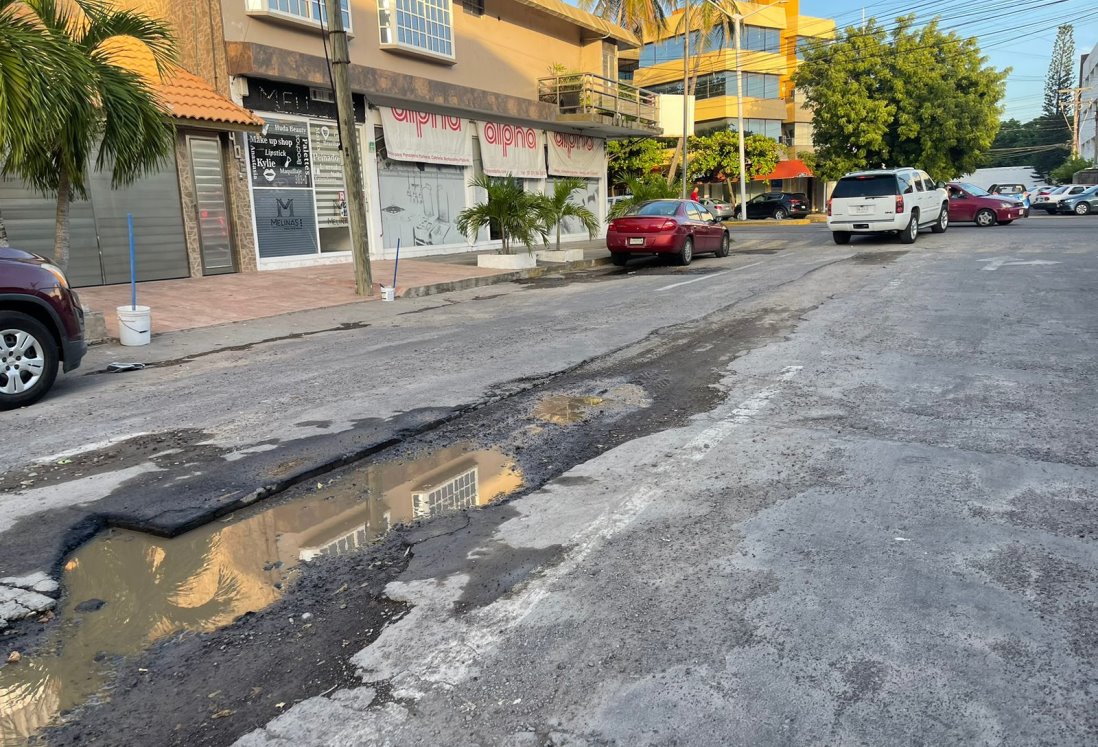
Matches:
[[742, 25, 780, 53], [648, 72, 779, 102], [795, 36, 817, 60], [255, 0, 351, 31], [460, 0, 482, 14], [378, 0, 454, 60]]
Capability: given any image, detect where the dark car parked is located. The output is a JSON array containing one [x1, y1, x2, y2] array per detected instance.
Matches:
[[0, 246, 86, 409], [734, 192, 809, 221], [1056, 185, 1098, 215], [606, 199, 730, 266]]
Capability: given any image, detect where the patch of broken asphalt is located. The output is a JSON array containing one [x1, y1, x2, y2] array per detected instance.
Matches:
[[24, 252, 896, 745]]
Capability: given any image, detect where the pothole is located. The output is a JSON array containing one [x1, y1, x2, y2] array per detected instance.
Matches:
[[0, 444, 522, 744], [533, 395, 605, 425]]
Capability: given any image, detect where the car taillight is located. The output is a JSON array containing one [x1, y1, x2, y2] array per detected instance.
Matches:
[[661, 219, 678, 231], [895, 194, 905, 214], [608, 219, 618, 231], [826, 198, 832, 216]]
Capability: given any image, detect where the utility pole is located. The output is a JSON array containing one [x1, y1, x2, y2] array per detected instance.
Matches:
[[681, 0, 690, 200], [324, 0, 374, 296], [1058, 86, 1084, 157], [734, 12, 747, 220]]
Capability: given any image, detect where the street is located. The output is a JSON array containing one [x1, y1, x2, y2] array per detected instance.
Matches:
[[2, 215, 1097, 745]]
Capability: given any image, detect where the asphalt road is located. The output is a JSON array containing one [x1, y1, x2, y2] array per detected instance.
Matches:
[[5, 214, 1098, 745]]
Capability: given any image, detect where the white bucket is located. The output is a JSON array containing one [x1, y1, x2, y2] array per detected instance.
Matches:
[[380, 286, 396, 302], [116, 305, 151, 346]]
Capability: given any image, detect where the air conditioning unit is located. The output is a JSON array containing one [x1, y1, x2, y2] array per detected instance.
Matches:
[[310, 87, 335, 103]]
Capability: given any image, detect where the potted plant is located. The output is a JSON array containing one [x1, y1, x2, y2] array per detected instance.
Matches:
[[535, 178, 598, 262], [458, 175, 547, 269]]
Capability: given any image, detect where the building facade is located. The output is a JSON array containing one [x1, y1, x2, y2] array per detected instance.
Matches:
[[623, 0, 833, 207], [1081, 41, 1098, 166]]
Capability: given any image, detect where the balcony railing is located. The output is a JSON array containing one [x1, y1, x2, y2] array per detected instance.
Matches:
[[538, 73, 660, 132]]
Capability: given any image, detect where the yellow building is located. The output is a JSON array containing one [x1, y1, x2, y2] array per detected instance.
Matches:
[[623, 0, 833, 203]]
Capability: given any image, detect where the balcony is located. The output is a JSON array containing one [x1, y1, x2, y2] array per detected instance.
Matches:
[[538, 73, 661, 136]]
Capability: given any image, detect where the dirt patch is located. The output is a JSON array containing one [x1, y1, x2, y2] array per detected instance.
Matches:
[[848, 251, 909, 265]]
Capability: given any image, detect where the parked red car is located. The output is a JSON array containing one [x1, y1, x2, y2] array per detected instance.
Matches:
[[946, 182, 1026, 227], [0, 246, 86, 409], [606, 199, 730, 266]]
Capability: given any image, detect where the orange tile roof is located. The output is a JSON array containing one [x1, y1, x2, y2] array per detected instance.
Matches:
[[105, 40, 263, 129]]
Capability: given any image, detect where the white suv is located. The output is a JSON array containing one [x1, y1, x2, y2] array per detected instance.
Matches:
[[827, 168, 949, 245]]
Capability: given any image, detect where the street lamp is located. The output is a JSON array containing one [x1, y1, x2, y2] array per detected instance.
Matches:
[[702, 0, 786, 220]]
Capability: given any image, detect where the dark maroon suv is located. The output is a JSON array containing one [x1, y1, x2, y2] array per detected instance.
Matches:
[[0, 246, 87, 409]]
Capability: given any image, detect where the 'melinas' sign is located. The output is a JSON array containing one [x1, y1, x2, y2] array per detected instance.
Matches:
[[477, 121, 546, 179], [379, 107, 472, 166]]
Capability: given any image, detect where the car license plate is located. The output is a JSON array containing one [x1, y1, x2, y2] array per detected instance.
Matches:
[[851, 205, 872, 215], [628, 237, 644, 246]]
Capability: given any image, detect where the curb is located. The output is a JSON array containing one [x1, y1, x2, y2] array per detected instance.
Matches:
[[396, 256, 611, 299]]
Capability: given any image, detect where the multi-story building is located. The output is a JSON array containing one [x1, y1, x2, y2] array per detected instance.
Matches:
[[623, 0, 833, 206], [2, 0, 658, 285], [1080, 42, 1098, 167]]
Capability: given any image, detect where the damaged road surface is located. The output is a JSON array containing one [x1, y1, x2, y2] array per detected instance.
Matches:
[[4, 221, 1098, 745]]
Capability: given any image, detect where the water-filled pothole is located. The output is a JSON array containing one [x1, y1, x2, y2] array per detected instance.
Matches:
[[533, 395, 605, 425], [0, 444, 521, 744]]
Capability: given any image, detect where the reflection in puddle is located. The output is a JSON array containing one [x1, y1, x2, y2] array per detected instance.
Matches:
[[0, 444, 521, 744], [533, 395, 604, 425]]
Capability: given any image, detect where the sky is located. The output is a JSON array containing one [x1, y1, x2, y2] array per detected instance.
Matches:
[[800, 0, 1098, 123]]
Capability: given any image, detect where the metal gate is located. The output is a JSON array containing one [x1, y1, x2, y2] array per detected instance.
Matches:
[[0, 156, 190, 287]]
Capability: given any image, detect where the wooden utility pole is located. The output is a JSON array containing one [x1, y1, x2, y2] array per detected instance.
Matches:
[[1059, 87, 1085, 157], [324, 0, 374, 296]]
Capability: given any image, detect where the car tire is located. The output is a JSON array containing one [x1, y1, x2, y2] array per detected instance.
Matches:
[[772, 208, 787, 220], [715, 232, 730, 257], [1075, 202, 1091, 215], [999, 220, 1014, 225], [610, 253, 629, 267], [832, 231, 851, 245], [974, 208, 996, 227], [0, 311, 59, 411], [677, 237, 693, 266], [931, 203, 949, 233], [899, 211, 919, 244]]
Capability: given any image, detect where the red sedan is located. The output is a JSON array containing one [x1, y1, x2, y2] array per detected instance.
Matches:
[[946, 182, 1026, 227], [607, 199, 730, 266]]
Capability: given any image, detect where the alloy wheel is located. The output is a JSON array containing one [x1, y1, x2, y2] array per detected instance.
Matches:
[[0, 329, 46, 395]]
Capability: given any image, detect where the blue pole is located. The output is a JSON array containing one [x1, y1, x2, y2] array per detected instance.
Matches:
[[128, 213, 136, 310], [392, 238, 400, 290]]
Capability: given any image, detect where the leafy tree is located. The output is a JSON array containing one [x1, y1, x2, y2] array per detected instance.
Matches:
[[608, 174, 678, 218], [607, 138, 666, 187], [793, 16, 1007, 181], [2, 0, 176, 270], [583, 0, 667, 37], [537, 178, 599, 251], [983, 115, 1070, 177], [457, 175, 548, 255], [1049, 155, 1093, 184], [687, 130, 782, 183], [1043, 24, 1074, 119]]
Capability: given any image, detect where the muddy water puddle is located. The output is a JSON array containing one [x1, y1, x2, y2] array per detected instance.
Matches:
[[533, 395, 605, 425], [0, 444, 521, 744]]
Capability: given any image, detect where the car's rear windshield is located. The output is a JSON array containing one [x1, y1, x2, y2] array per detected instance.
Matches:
[[787, 193, 807, 200], [1051, 185, 1070, 194], [629, 201, 680, 216], [831, 175, 899, 198]]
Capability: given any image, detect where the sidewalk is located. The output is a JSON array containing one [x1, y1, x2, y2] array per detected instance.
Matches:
[[77, 241, 611, 340]]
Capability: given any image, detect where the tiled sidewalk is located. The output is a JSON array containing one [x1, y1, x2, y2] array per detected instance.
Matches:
[[76, 245, 609, 339]]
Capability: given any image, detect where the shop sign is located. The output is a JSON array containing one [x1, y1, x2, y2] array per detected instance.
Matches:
[[248, 119, 312, 189], [379, 107, 472, 166], [477, 122, 545, 179], [252, 189, 318, 258], [548, 132, 605, 179]]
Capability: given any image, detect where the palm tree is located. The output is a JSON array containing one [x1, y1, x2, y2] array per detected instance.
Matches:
[[0, 0, 83, 246], [457, 175, 548, 255], [2, 0, 176, 270], [538, 178, 599, 250], [609, 174, 678, 218], [584, 0, 669, 37]]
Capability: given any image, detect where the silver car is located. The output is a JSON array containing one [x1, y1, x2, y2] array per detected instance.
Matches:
[[701, 198, 734, 220]]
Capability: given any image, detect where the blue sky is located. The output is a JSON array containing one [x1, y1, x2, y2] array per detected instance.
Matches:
[[801, 0, 1098, 123]]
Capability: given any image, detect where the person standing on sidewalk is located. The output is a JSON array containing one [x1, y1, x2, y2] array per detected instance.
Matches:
[[690, 184, 700, 201]]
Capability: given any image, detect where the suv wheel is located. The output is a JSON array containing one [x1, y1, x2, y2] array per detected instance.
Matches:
[[899, 211, 919, 244], [772, 207, 787, 220], [931, 204, 949, 233], [0, 312, 59, 411], [974, 208, 996, 227], [833, 231, 851, 245]]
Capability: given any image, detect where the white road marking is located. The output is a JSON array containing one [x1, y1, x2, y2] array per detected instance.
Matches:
[[654, 261, 763, 292], [978, 257, 1061, 272]]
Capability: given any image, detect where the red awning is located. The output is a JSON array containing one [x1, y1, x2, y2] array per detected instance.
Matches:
[[753, 159, 813, 182]]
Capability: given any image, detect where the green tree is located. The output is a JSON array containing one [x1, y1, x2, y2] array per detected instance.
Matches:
[[1043, 24, 1074, 119], [584, 0, 668, 37], [983, 115, 1070, 177], [537, 178, 599, 251], [793, 16, 1007, 181], [1049, 155, 1093, 184], [687, 130, 781, 184], [457, 175, 548, 255], [607, 138, 666, 187], [608, 174, 677, 218], [2, 0, 176, 270]]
